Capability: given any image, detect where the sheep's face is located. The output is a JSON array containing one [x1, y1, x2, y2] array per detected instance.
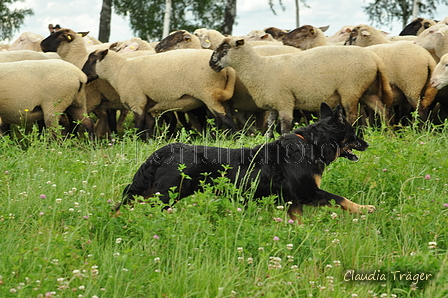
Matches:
[[82, 50, 108, 83], [282, 25, 316, 49], [430, 56, 448, 90], [209, 37, 244, 72], [155, 30, 196, 53], [41, 29, 88, 52]]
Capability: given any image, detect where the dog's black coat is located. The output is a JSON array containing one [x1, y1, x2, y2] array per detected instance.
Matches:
[[117, 103, 369, 218]]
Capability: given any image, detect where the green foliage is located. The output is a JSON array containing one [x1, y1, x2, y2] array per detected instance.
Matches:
[[0, 124, 447, 297], [112, 0, 227, 40], [0, 0, 33, 41], [363, 0, 448, 28]]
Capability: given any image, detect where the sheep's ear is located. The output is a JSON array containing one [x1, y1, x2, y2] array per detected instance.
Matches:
[[319, 102, 333, 118], [360, 30, 371, 36], [235, 39, 245, 47], [200, 35, 211, 48], [78, 31, 90, 37], [98, 49, 109, 61], [260, 34, 270, 39], [66, 34, 75, 42], [319, 25, 330, 32]]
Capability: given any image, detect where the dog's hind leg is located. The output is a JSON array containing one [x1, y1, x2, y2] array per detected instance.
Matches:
[[287, 204, 303, 224]]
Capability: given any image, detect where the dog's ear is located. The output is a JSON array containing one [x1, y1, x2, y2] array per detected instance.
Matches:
[[320, 102, 333, 118], [332, 105, 344, 124]]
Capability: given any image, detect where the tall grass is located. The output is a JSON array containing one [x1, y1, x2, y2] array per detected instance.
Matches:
[[0, 123, 447, 298]]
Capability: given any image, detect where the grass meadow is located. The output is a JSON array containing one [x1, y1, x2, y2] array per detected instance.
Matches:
[[0, 121, 447, 298]]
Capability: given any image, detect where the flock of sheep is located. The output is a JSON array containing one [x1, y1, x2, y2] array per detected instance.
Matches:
[[1, 16, 448, 139]]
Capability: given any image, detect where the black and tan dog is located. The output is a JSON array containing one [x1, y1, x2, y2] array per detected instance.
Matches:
[[115, 103, 375, 222]]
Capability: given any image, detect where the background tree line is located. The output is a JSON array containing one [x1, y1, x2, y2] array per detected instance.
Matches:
[[2, 0, 448, 42]]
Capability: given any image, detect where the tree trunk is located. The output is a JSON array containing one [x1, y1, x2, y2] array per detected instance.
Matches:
[[412, 0, 419, 19], [98, 0, 112, 42], [162, 0, 172, 38], [221, 0, 237, 35], [295, 0, 299, 28]]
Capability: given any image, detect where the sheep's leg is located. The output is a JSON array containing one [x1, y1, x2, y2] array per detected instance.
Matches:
[[360, 94, 389, 124], [265, 110, 278, 138], [66, 106, 95, 139], [278, 110, 293, 134]]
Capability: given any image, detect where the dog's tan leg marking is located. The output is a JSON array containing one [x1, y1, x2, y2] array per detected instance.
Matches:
[[314, 174, 322, 188], [288, 205, 303, 224], [339, 197, 376, 214]]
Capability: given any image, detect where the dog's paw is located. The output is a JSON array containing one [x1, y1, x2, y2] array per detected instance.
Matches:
[[363, 205, 376, 213]]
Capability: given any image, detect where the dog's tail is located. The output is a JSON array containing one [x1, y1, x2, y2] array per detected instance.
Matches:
[[114, 159, 158, 212]]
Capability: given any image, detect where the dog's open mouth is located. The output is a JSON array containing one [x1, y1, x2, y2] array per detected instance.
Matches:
[[341, 147, 359, 161], [341, 141, 369, 161]]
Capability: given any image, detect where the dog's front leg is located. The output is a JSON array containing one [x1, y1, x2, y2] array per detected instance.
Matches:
[[338, 197, 376, 214], [309, 189, 376, 214]]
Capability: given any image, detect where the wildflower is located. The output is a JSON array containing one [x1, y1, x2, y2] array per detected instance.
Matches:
[[286, 243, 293, 250], [331, 238, 340, 245], [236, 208, 242, 212], [352, 218, 358, 223], [425, 175, 431, 180], [380, 294, 388, 298], [258, 247, 264, 252], [443, 203, 448, 208], [330, 212, 338, 219], [410, 252, 416, 256], [273, 236, 280, 241], [247, 257, 253, 264], [237, 247, 243, 253], [428, 241, 437, 249], [116, 238, 122, 244], [154, 257, 161, 263], [326, 264, 333, 269], [40, 194, 47, 199], [4, 171, 9, 175], [273, 217, 283, 222], [83, 216, 89, 220], [55, 198, 62, 203], [288, 219, 295, 224], [10, 288, 17, 293], [333, 260, 341, 267], [382, 168, 387, 172], [237, 256, 244, 262], [39, 212, 45, 216], [351, 294, 358, 297], [166, 207, 174, 213], [113, 252, 120, 257], [78, 285, 85, 290], [277, 206, 284, 210], [153, 235, 160, 240]]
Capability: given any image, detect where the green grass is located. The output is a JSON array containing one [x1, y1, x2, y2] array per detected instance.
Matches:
[[0, 123, 447, 298]]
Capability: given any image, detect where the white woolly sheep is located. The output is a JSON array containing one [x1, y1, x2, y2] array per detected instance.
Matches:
[[399, 17, 437, 36], [209, 36, 394, 134], [414, 22, 448, 61], [40, 28, 125, 137], [264, 27, 289, 41], [110, 37, 154, 53], [193, 28, 226, 50], [283, 25, 333, 50], [243, 29, 278, 41], [9, 32, 44, 51], [0, 59, 93, 135], [81, 48, 237, 132], [429, 53, 448, 89], [327, 25, 355, 43], [0, 50, 59, 62], [345, 24, 437, 113]]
